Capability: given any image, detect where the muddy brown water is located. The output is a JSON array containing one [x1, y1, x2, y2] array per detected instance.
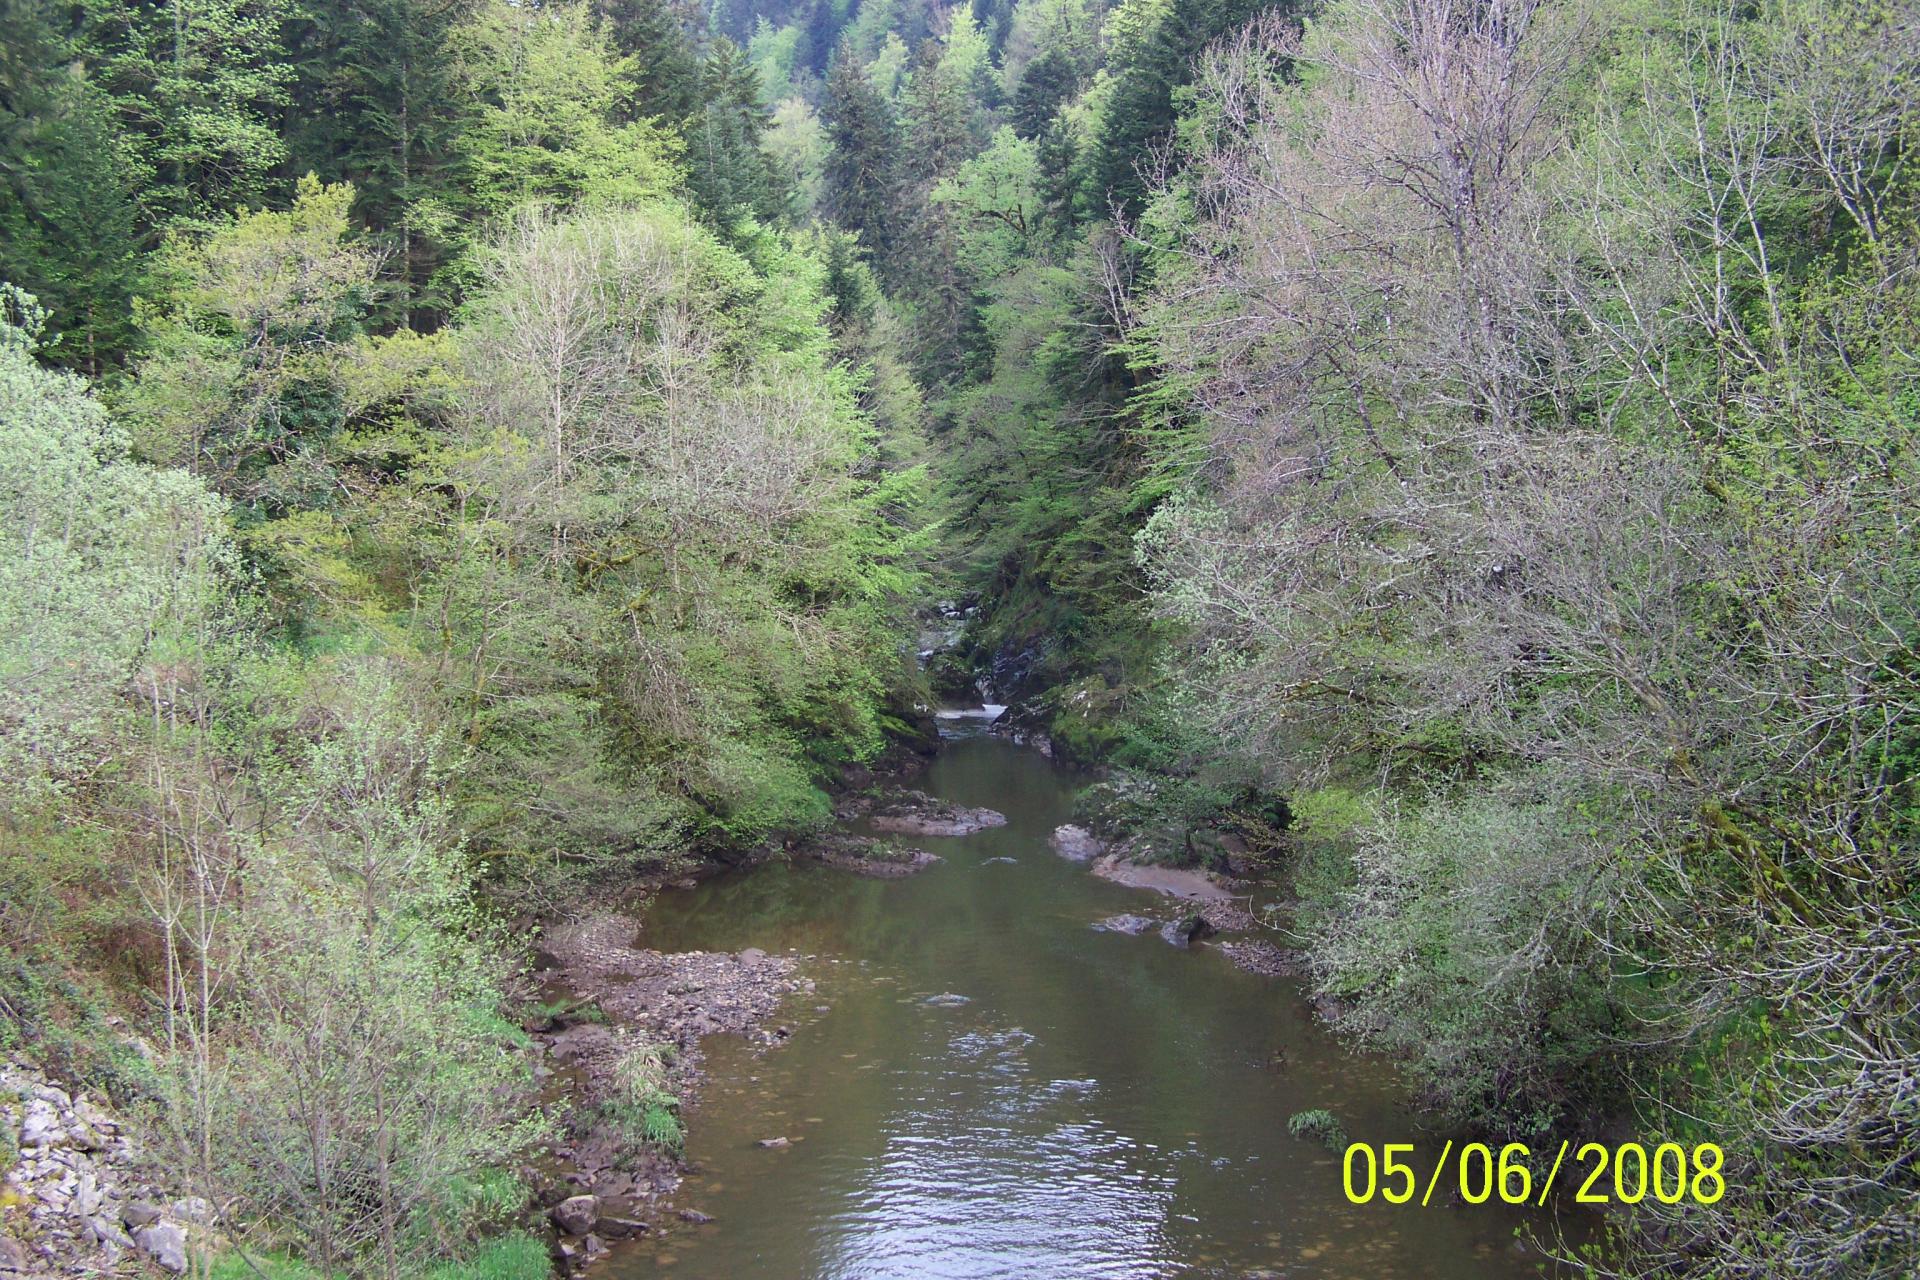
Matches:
[[615, 730, 1566, 1279]]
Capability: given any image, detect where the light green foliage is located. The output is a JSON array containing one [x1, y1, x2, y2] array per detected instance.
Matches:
[[206, 1232, 548, 1280], [438, 204, 924, 858], [1130, 0, 1919, 1272], [938, 232, 1148, 699], [931, 128, 1042, 278], [1308, 782, 1624, 1137], [936, 8, 997, 144], [0, 290, 230, 803], [747, 18, 802, 101], [0, 4, 948, 1278], [1000, 0, 1103, 95], [766, 97, 830, 218], [153, 667, 546, 1280], [447, 0, 683, 220], [78, 0, 294, 224], [418, 1235, 552, 1280], [117, 175, 379, 508], [865, 33, 912, 99], [840, 0, 903, 65]]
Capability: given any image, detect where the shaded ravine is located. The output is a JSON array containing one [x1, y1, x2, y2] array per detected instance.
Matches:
[[613, 731, 1562, 1279]]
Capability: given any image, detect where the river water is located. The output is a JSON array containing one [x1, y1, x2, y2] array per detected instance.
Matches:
[[617, 731, 1558, 1279]]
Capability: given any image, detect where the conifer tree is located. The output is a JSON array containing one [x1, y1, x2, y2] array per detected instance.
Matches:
[[821, 44, 904, 270], [0, 0, 145, 369], [281, 0, 478, 326]]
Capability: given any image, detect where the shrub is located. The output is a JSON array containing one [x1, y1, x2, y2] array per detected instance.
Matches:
[[1286, 1109, 1347, 1151]]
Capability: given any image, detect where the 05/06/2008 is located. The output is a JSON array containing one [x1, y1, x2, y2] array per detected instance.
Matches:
[[1342, 1140, 1726, 1208]]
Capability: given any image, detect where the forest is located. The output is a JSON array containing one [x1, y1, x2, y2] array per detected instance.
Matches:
[[0, 0, 1914, 1276]]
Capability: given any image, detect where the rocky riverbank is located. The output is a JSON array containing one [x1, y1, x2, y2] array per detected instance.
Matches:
[[527, 915, 815, 1269]]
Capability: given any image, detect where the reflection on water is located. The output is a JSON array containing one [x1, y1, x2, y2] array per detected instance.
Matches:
[[618, 734, 1559, 1279]]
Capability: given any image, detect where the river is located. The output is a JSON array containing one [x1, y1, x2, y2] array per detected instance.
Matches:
[[613, 728, 1559, 1279]]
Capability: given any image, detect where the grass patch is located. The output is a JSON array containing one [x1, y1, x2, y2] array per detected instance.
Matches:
[[420, 1233, 552, 1280], [206, 1232, 549, 1280], [206, 1251, 323, 1280], [595, 1036, 684, 1156]]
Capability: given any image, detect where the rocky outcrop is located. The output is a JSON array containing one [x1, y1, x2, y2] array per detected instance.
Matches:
[[797, 833, 943, 878], [851, 789, 1008, 837], [1049, 825, 1103, 862], [2, 1063, 201, 1277]]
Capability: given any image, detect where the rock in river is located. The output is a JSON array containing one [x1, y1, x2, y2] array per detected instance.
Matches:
[[1050, 824, 1103, 862], [1160, 912, 1217, 949], [1091, 914, 1156, 936], [867, 790, 1008, 837], [551, 1194, 600, 1237]]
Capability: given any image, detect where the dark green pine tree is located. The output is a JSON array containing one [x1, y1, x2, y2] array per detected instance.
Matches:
[[594, 0, 705, 122], [1010, 46, 1076, 140], [0, 0, 145, 371], [972, 0, 1016, 56], [1092, 0, 1279, 215], [900, 37, 970, 185], [1034, 118, 1079, 237], [897, 37, 975, 380], [280, 0, 478, 327], [821, 44, 903, 270], [684, 37, 786, 226]]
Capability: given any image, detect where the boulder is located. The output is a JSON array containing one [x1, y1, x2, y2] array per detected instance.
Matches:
[[550, 1194, 600, 1237], [20, 1099, 60, 1148], [598, 1216, 649, 1239], [756, 1137, 789, 1149], [1091, 914, 1155, 936], [168, 1197, 214, 1227], [122, 1200, 163, 1229], [87, 1214, 135, 1250], [1049, 825, 1103, 862], [133, 1222, 188, 1274], [72, 1171, 101, 1217], [1160, 913, 1216, 949]]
